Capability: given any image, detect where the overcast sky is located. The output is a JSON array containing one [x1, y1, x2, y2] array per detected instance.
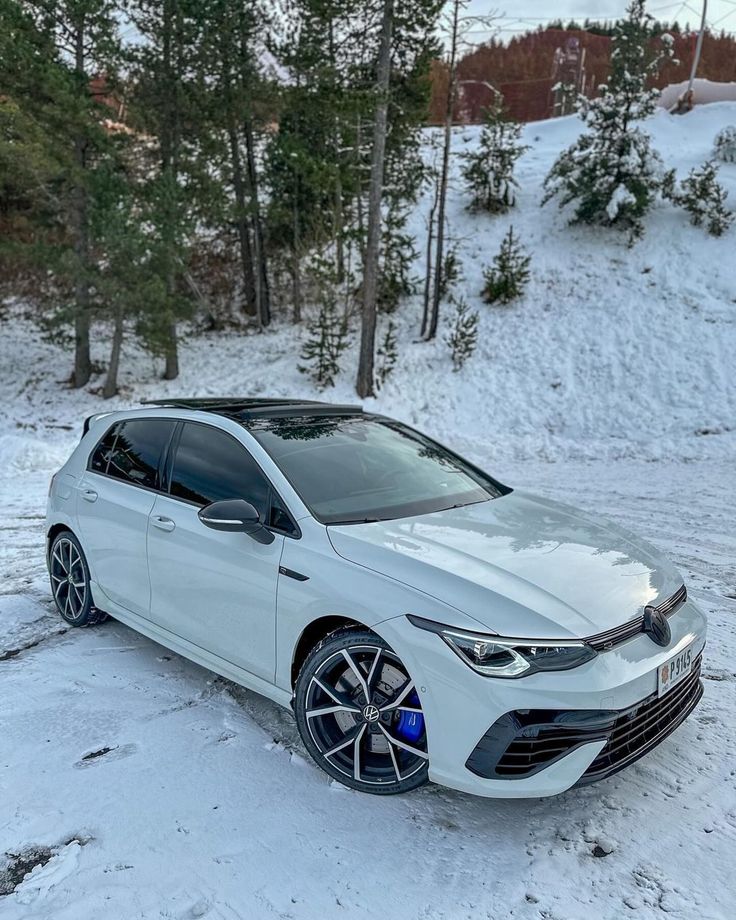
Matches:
[[462, 1, 736, 40]]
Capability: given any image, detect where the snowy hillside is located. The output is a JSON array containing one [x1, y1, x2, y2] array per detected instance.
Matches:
[[2, 103, 736, 475]]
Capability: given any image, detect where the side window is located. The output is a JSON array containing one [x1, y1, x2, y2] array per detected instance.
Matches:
[[89, 423, 119, 474], [106, 419, 176, 490], [170, 423, 270, 516]]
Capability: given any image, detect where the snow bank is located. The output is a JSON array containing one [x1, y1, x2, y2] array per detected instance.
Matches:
[[659, 78, 736, 110]]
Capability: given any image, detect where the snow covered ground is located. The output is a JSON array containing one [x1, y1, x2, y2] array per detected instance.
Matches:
[[1, 103, 735, 918], [1, 459, 734, 920]]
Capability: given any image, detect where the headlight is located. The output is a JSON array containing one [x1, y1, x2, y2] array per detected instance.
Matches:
[[407, 616, 597, 678]]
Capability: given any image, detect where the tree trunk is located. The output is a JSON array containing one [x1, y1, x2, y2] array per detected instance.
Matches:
[[227, 119, 257, 315], [425, 0, 460, 342], [164, 315, 179, 380], [292, 185, 302, 324], [102, 307, 123, 399], [356, 0, 393, 399], [71, 22, 91, 388], [421, 177, 439, 338], [160, 0, 180, 379], [243, 115, 270, 328]]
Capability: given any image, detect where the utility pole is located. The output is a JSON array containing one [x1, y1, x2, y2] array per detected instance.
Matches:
[[673, 0, 708, 112], [687, 0, 708, 98]]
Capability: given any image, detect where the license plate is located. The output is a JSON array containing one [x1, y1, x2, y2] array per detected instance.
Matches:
[[657, 644, 693, 698]]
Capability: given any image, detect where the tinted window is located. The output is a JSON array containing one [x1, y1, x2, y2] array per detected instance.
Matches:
[[89, 424, 119, 474], [106, 419, 175, 490], [249, 416, 503, 525], [170, 423, 270, 514]]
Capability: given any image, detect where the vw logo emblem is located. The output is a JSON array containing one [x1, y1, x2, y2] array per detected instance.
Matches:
[[643, 606, 671, 647], [363, 704, 380, 723]]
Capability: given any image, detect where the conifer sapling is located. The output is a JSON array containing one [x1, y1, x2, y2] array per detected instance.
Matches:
[[481, 226, 531, 305], [666, 161, 733, 237], [461, 99, 528, 214], [713, 126, 736, 165], [446, 296, 479, 371]]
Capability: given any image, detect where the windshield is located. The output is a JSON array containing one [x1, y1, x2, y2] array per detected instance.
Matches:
[[248, 416, 504, 525]]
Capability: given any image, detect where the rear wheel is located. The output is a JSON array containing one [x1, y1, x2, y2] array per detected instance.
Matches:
[[48, 531, 108, 627], [294, 628, 429, 795]]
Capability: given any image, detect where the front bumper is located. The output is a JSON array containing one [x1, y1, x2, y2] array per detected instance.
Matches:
[[378, 597, 707, 798]]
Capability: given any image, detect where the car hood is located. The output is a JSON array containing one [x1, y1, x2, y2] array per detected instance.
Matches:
[[327, 491, 683, 640]]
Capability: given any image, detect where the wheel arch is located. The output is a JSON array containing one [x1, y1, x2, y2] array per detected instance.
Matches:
[[290, 615, 371, 688], [47, 522, 75, 556]]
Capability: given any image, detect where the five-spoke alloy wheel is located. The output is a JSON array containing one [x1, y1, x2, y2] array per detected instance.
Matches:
[[295, 629, 429, 794], [48, 531, 107, 627]]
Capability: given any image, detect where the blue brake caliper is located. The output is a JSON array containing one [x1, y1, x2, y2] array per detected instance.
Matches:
[[395, 690, 424, 743]]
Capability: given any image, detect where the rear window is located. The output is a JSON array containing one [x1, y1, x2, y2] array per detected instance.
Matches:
[[92, 419, 175, 490], [89, 424, 118, 474]]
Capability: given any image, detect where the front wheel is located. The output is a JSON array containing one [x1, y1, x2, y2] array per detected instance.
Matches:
[[294, 628, 429, 795], [48, 531, 108, 627]]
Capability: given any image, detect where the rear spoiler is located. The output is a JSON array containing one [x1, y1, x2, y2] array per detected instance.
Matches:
[[82, 412, 114, 439]]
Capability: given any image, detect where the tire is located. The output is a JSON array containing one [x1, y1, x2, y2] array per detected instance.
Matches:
[[48, 530, 108, 627], [294, 628, 429, 795]]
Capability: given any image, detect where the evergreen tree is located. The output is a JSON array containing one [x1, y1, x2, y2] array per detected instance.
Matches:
[[543, 1, 674, 242], [713, 126, 736, 164], [438, 242, 462, 300], [377, 205, 418, 313], [666, 162, 733, 237], [299, 261, 349, 388], [481, 226, 530, 304], [375, 319, 398, 388], [1, 0, 123, 387], [445, 296, 478, 371], [461, 100, 528, 213], [195, 0, 273, 327], [127, 0, 206, 379]]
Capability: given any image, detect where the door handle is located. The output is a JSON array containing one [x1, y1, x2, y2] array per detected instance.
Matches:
[[151, 515, 176, 532], [81, 489, 98, 503]]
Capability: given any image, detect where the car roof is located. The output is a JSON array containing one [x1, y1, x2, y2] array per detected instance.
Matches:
[[139, 398, 365, 421]]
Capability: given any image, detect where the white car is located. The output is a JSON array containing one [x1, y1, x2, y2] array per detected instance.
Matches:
[[46, 399, 706, 798]]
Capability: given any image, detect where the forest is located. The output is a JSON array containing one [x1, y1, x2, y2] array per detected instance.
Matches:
[[0, 1, 734, 401]]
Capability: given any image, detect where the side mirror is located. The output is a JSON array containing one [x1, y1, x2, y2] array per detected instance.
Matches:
[[198, 499, 274, 544]]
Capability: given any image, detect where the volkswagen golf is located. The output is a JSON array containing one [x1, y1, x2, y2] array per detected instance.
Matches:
[[46, 398, 706, 797]]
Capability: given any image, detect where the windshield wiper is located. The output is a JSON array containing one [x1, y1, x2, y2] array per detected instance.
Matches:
[[329, 516, 384, 525]]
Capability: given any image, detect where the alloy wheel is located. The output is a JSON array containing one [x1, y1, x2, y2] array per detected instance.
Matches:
[[305, 644, 427, 787], [50, 537, 87, 622]]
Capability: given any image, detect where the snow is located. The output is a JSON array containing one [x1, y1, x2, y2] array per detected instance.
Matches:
[[659, 79, 736, 110], [1, 103, 735, 918]]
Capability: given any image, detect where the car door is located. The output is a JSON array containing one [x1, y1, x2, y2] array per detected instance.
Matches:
[[76, 418, 176, 618], [146, 421, 286, 682]]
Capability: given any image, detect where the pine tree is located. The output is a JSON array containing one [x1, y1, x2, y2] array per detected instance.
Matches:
[[196, 0, 273, 327], [438, 242, 462, 300], [445, 296, 478, 371], [377, 206, 418, 313], [1, 0, 123, 387], [127, 0, 206, 379], [375, 319, 398, 388], [299, 299, 349, 389], [713, 126, 736, 164], [666, 162, 733, 237], [481, 226, 530, 304], [461, 99, 528, 213], [543, 1, 674, 242]]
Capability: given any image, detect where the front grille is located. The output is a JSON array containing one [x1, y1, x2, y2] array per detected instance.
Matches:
[[586, 584, 687, 652], [579, 653, 703, 783], [465, 652, 703, 782]]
